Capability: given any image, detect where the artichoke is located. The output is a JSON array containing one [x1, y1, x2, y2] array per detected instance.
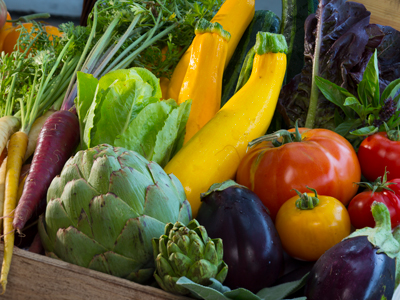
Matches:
[[152, 219, 228, 295], [38, 144, 191, 283]]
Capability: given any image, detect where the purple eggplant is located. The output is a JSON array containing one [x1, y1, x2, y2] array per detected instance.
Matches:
[[304, 202, 400, 300], [196, 180, 284, 293]]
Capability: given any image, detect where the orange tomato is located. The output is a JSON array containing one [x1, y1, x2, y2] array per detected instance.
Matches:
[[236, 127, 361, 221], [275, 190, 351, 261], [0, 11, 12, 52], [3, 23, 62, 54]]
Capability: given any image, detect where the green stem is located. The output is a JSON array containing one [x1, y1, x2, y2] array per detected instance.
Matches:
[[92, 13, 142, 78], [294, 187, 319, 210], [100, 29, 149, 76], [8, 13, 51, 23], [61, 3, 99, 111], [305, 13, 324, 129], [112, 22, 177, 71], [80, 18, 120, 74], [248, 120, 302, 148]]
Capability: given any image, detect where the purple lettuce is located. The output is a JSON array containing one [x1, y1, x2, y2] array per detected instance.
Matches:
[[277, 0, 400, 129]]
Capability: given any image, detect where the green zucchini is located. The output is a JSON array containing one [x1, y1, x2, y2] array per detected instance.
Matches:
[[220, 10, 280, 107]]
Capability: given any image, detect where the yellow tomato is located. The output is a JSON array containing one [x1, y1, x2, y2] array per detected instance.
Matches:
[[275, 190, 351, 261]]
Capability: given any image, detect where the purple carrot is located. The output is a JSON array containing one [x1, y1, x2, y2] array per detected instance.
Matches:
[[28, 232, 44, 254], [13, 110, 79, 232]]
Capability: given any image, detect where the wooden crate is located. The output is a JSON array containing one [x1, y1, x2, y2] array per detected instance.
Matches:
[[354, 0, 400, 31], [0, 245, 190, 300]]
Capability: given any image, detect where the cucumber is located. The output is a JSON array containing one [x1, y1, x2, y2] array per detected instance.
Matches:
[[221, 10, 280, 107]]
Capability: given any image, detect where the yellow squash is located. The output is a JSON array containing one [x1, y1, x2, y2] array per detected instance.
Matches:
[[179, 20, 231, 144], [164, 32, 287, 216], [166, 0, 255, 101]]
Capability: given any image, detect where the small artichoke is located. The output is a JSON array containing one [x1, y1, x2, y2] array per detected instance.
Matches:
[[38, 144, 191, 284], [152, 219, 228, 295]]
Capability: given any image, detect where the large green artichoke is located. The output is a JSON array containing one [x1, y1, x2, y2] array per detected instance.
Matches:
[[152, 219, 228, 295], [38, 144, 191, 283]]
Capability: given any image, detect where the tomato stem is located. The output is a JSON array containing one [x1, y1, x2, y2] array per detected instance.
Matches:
[[249, 120, 302, 148], [356, 167, 397, 195], [294, 186, 320, 210]]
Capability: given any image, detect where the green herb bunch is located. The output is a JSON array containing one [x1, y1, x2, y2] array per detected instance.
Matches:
[[315, 50, 400, 147]]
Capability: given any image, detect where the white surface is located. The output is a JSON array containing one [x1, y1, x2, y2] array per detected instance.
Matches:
[[5, 0, 83, 17]]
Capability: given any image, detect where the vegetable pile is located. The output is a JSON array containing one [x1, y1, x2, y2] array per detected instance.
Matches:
[[1, 0, 400, 299]]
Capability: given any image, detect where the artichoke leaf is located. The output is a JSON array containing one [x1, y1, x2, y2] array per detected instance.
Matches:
[[54, 226, 107, 268], [168, 173, 187, 202], [177, 200, 192, 225], [187, 259, 218, 285], [90, 193, 140, 250], [89, 251, 150, 282], [45, 199, 75, 246], [169, 252, 194, 277], [77, 146, 104, 180], [118, 150, 153, 181], [143, 184, 182, 224], [87, 155, 121, 195], [76, 208, 93, 239], [109, 167, 153, 214], [113, 215, 165, 262], [46, 164, 83, 203], [60, 179, 100, 227], [38, 215, 55, 253], [148, 162, 186, 210]]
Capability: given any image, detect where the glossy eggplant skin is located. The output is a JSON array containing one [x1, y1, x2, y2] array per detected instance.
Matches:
[[196, 186, 284, 293], [304, 236, 395, 300]]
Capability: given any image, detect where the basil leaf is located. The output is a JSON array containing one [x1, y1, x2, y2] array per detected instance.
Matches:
[[358, 50, 380, 107], [381, 78, 400, 102], [315, 76, 354, 118], [343, 97, 365, 118], [350, 126, 379, 136]]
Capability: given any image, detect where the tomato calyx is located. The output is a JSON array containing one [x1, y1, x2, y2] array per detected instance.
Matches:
[[384, 123, 400, 142], [249, 120, 302, 148], [356, 169, 396, 195], [294, 186, 320, 210]]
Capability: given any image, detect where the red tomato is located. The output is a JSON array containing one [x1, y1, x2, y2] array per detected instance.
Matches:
[[348, 179, 400, 229], [236, 128, 361, 221], [358, 132, 400, 181]]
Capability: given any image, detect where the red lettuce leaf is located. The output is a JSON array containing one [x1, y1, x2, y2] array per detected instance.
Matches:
[[277, 0, 386, 129]]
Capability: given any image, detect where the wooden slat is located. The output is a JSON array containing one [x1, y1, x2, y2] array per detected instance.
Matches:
[[0, 245, 190, 300], [353, 0, 400, 31]]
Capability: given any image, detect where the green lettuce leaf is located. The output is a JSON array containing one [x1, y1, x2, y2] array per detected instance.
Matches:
[[151, 99, 191, 167], [77, 67, 190, 166], [75, 72, 99, 149], [114, 100, 175, 161], [89, 79, 156, 147]]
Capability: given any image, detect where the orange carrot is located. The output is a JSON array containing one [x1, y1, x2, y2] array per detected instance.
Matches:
[[0, 131, 28, 294]]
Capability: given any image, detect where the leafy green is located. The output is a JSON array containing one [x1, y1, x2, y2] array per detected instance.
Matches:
[[314, 49, 400, 144], [62, 0, 222, 111], [76, 67, 190, 167], [175, 273, 309, 300], [278, 0, 387, 130]]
